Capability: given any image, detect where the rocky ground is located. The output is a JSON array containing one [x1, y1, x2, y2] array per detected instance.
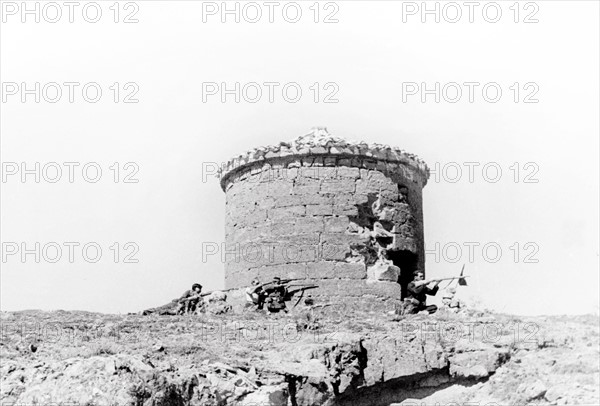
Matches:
[[1, 304, 598, 406]]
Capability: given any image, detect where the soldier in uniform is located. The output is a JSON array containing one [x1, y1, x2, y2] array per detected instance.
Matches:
[[176, 283, 203, 315], [263, 277, 288, 313], [402, 271, 441, 315], [245, 278, 265, 310]]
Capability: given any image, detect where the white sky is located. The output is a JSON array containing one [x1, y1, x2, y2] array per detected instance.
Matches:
[[1, 1, 598, 316]]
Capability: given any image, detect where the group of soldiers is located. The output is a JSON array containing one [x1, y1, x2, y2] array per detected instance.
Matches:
[[175, 277, 317, 315], [175, 270, 465, 316]]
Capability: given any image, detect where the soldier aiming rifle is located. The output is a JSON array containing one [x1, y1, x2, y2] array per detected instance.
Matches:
[[176, 283, 203, 315], [262, 277, 289, 313], [245, 278, 266, 309], [245, 277, 318, 313], [401, 267, 469, 315]]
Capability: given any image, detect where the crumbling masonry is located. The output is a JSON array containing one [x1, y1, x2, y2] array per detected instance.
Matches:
[[219, 128, 430, 311]]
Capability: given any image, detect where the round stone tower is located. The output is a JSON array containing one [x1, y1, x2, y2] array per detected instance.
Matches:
[[219, 128, 429, 311]]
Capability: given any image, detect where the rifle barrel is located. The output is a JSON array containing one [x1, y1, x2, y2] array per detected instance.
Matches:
[[434, 276, 470, 282]]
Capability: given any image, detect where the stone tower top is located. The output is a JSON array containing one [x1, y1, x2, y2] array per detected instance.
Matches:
[[218, 127, 430, 191]]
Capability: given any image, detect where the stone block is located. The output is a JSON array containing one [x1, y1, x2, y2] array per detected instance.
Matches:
[[246, 210, 268, 226], [320, 244, 350, 261], [332, 204, 358, 216], [286, 158, 302, 168], [295, 217, 324, 234], [267, 181, 294, 196], [293, 184, 321, 195], [310, 146, 328, 154], [332, 193, 353, 206], [336, 279, 364, 297], [362, 280, 403, 298], [269, 221, 296, 237], [301, 156, 314, 166], [296, 166, 321, 180], [449, 348, 509, 379], [238, 244, 275, 268], [334, 262, 367, 279], [257, 197, 276, 210], [276, 195, 305, 207], [336, 166, 360, 179], [229, 226, 258, 243], [240, 384, 288, 406], [258, 263, 308, 280], [317, 166, 337, 180], [364, 159, 378, 170], [225, 258, 249, 275], [355, 178, 377, 195], [306, 204, 333, 216], [301, 194, 334, 206], [268, 206, 305, 220], [282, 167, 298, 180], [323, 216, 350, 233], [271, 244, 319, 265], [312, 156, 325, 166], [305, 261, 337, 279], [323, 156, 337, 166], [321, 232, 364, 247], [320, 181, 355, 194], [367, 263, 401, 282], [277, 233, 321, 245]]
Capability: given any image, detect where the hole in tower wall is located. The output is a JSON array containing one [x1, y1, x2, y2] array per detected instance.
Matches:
[[398, 184, 409, 202], [387, 250, 418, 299], [348, 193, 379, 229]]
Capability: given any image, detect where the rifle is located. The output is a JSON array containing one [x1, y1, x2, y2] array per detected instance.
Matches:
[[413, 275, 470, 288], [288, 285, 319, 308], [286, 284, 318, 296], [251, 278, 304, 292], [199, 287, 238, 297], [414, 264, 469, 288], [193, 279, 305, 298]]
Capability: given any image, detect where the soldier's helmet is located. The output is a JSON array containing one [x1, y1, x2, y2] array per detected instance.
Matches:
[[251, 278, 260, 286], [192, 283, 202, 291], [273, 277, 281, 283]]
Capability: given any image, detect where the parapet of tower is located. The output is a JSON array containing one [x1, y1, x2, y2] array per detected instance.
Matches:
[[218, 127, 430, 311]]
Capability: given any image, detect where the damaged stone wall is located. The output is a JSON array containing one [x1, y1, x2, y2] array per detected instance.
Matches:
[[220, 129, 429, 311]]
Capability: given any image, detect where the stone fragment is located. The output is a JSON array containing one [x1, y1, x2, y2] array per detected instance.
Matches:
[[310, 146, 328, 154], [523, 380, 548, 401], [448, 347, 510, 379], [240, 384, 288, 406]]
